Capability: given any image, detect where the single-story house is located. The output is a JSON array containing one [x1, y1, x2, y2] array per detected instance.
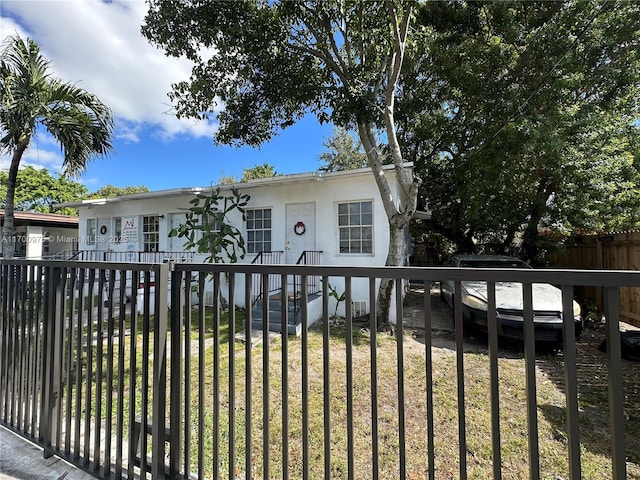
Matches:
[[0, 210, 78, 259], [58, 164, 415, 328]]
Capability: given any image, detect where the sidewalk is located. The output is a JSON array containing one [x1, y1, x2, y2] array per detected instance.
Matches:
[[0, 426, 96, 480]]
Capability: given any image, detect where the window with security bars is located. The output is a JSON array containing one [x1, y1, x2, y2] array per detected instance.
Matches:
[[143, 215, 160, 252], [338, 201, 373, 254], [246, 208, 272, 254]]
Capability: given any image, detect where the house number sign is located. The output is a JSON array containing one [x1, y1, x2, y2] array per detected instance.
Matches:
[[294, 221, 306, 235]]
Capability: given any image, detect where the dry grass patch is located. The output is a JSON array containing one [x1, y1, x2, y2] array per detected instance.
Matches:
[[179, 308, 640, 479]]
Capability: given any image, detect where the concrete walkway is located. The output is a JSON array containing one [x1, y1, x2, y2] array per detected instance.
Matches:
[[0, 426, 96, 480]]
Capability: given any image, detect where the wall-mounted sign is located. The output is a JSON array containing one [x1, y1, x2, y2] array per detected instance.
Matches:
[[122, 217, 138, 242]]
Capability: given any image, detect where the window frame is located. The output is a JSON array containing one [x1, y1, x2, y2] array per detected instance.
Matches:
[[201, 211, 222, 253], [337, 200, 374, 255], [112, 217, 123, 243], [142, 215, 160, 252], [245, 207, 272, 254], [86, 218, 97, 246]]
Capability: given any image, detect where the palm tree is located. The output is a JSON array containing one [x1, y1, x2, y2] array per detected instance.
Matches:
[[0, 35, 113, 258]]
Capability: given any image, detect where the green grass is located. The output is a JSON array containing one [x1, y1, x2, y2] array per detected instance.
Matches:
[[53, 305, 640, 480]]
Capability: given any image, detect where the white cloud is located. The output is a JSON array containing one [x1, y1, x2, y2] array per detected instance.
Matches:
[[1, 0, 218, 141], [0, 146, 63, 173]]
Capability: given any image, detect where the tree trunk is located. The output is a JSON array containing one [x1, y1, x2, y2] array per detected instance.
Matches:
[[2, 144, 27, 259], [454, 233, 476, 254], [376, 220, 407, 331], [357, 121, 419, 331], [521, 181, 554, 264], [521, 217, 540, 263]]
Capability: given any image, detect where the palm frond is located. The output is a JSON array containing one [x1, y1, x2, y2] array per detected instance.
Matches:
[[0, 34, 114, 174]]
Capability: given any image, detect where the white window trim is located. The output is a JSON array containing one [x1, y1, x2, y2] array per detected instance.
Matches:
[[142, 215, 160, 252], [86, 218, 97, 247], [112, 217, 123, 243], [245, 207, 273, 254], [336, 199, 374, 256]]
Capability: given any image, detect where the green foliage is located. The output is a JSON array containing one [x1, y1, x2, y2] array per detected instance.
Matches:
[[217, 175, 239, 185], [87, 184, 149, 198], [319, 127, 368, 172], [169, 187, 250, 263], [142, 0, 424, 328], [240, 163, 279, 182], [0, 166, 88, 215], [327, 282, 346, 318], [399, 2, 640, 260], [0, 35, 113, 256]]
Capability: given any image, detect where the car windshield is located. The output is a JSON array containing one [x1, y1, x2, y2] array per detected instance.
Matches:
[[459, 259, 530, 269]]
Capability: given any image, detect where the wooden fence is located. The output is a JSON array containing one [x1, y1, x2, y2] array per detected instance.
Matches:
[[549, 231, 640, 327]]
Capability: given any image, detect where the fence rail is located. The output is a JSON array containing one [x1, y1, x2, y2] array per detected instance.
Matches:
[[0, 259, 638, 479], [49, 250, 195, 263]]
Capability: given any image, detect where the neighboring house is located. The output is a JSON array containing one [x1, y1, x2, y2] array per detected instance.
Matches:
[[0, 210, 78, 259], [58, 164, 415, 327]]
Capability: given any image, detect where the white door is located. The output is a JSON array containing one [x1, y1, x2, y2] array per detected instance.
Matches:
[[97, 217, 110, 250], [285, 202, 316, 264]]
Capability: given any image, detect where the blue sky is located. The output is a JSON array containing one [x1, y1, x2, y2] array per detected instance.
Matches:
[[0, 0, 334, 191]]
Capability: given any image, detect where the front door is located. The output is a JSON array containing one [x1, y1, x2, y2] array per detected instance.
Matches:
[[285, 202, 316, 264], [97, 217, 110, 250]]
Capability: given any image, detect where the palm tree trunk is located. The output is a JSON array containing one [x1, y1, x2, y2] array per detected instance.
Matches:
[[2, 144, 27, 259]]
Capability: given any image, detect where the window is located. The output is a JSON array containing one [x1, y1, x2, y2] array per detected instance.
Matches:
[[143, 215, 160, 252], [201, 212, 222, 253], [113, 217, 123, 243], [246, 208, 271, 254], [338, 201, 373, 254], [86, 218, 96, 245]]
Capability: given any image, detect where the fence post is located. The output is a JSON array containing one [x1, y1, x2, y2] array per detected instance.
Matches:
[[169, 261, 182, 477], [40, 264, 64, 459], [0, 262, 12, 424], [151, 262, 170, 479]]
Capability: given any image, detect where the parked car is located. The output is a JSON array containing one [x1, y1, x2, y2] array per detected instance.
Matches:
[[440, 254, 583, 342]]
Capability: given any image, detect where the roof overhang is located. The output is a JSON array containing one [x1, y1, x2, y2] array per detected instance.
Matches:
[[0, 210, 79, 228], [55, 163, 414, 209]]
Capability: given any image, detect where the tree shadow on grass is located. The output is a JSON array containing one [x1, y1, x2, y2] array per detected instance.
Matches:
[[535, 325, 640, 470]]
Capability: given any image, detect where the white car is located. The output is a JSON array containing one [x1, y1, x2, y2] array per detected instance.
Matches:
[[441, 255, 583, 342]]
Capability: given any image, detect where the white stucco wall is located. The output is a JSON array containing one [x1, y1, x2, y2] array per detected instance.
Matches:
[[73, 166, 411, 317], [11, 225, 77, 259]]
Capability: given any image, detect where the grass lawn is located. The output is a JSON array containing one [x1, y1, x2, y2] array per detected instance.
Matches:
[[54, 296, 639, 480], [178, 306, 640, 480]]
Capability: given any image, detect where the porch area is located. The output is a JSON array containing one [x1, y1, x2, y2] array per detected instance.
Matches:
[[0, 259, 638, 479]]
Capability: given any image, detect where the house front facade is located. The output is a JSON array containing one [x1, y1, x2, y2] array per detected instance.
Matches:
[[0, 210, 78, 259], [60, 164, 413, 320]]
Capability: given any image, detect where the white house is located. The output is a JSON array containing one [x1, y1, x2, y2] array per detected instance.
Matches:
[[59, 164, 414, 327]]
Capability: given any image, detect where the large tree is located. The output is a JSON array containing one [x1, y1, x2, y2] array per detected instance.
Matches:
[[0, 166, 88, 215], [241, 163, 279, 182], [143, 0, 420, 329], [398, 1, 640, 261], [0, 35, 113, 258], [319, 126, 368, 172], [87, 184, 149, 199]]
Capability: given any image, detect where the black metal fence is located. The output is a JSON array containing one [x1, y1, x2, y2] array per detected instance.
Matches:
[[0, 259, 638, 479]]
